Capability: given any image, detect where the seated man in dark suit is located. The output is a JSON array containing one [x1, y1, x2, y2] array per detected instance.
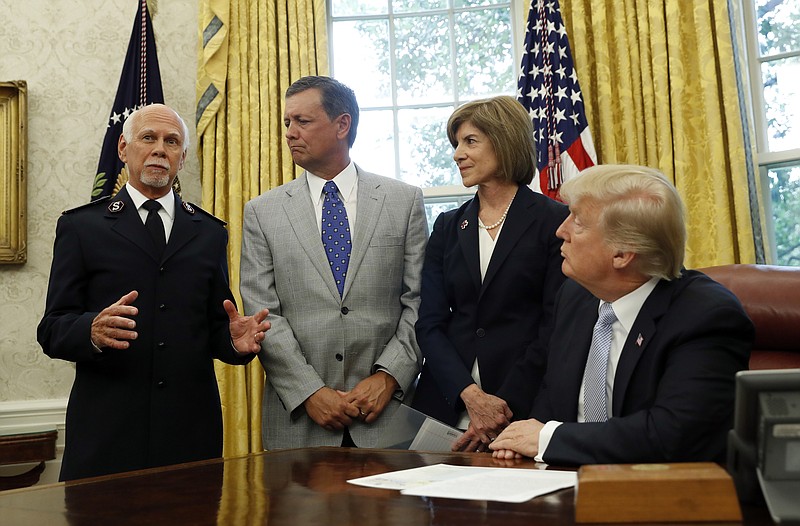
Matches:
[[490, 164, 753, 465]]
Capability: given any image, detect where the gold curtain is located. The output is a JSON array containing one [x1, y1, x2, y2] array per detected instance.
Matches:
[[196, 0, 328, 457], [561, 0, 764, 266]]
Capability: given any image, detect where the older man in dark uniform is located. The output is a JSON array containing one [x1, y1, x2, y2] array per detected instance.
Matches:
[[38, 104, 270, 481]]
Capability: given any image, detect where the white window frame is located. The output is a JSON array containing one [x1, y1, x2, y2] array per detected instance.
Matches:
[[739, 0, 800, 262], [327, 0, 529, 201]]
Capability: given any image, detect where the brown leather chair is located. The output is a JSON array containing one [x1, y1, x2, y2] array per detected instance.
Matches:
[[699, 264, 800, 370]]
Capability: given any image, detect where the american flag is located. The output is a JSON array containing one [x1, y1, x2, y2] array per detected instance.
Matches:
[[91, 0, 164, 200], [517, 0, 597, 201]]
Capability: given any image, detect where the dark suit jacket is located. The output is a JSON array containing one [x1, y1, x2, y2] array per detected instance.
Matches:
[[412, 185, 568, 425], [530, 271, 753, 465], [37, 187, 253, 481]]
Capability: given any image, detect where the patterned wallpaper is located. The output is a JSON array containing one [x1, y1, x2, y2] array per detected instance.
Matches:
[[0, 0, 200, 401]]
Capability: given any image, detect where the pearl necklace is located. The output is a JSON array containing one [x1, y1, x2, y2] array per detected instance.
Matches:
[[478, 197, 514, 231]]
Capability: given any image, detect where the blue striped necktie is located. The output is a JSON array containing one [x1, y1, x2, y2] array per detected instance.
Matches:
[[321, 181, 351, 297], [584, 302, 616, 422]]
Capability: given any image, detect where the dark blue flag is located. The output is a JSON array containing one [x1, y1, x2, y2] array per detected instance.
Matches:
[[91, 0, 164, 200], [516, 0, 596, 201]]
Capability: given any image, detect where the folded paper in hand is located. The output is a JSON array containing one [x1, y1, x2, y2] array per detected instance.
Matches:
[[375, 404, 463, 452]]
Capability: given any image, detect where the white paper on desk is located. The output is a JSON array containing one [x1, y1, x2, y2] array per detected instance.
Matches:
[[348, 463, 496, 491], [347, 463, 577, 503], [400, 467, 576, 503]]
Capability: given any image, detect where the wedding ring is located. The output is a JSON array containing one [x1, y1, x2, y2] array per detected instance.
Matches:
[[359, 409, 366, 417]]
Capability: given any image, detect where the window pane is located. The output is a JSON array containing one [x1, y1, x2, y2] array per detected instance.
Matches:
[[455, 7, 514, 98], [331, 0, 388, 16], [454, 0, 508, 7], [768, 163, 800, 266], [761, 56, 800, 151], [351, 110, 396, 177], [330, 1, 515, 192], [394, 15, 453, 105], [397, 107, 460, 187], [755, 0, 800, 56], [332, 20, 392, 107], [424, 198, 462, 232], [393, 0, 447, 13]]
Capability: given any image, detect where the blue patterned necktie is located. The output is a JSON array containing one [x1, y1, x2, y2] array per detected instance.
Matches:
[[584, 302, 617, 422], [321, 181, 351, 297]]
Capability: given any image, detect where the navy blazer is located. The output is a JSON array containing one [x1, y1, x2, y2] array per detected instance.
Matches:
[[531, 271, 753, 465], [412, 185, 568, 425], [37, 187, 253, 480]]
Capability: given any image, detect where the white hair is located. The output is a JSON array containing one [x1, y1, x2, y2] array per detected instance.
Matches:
[[122, 104, 190, 152]]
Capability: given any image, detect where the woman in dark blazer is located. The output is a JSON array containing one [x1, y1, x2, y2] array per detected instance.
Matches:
[[411, 96, 568, 451]]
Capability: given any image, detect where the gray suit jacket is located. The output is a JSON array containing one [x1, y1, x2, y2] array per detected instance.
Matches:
[[240, 167, 427, 449]]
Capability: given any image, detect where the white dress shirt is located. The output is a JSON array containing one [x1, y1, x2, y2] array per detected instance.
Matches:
[[456, 221, 506, 429]]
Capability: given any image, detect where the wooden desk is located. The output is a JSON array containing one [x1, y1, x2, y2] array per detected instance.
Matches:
[[0, 447, 771, 525]]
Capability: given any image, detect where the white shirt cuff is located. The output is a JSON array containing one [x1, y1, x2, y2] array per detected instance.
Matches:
[[535, 420, 562, 462]]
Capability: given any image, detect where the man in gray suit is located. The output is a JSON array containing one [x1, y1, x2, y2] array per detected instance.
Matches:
[[240, 76, 428, 449]]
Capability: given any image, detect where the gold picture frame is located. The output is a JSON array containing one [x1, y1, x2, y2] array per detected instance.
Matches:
[[0, 81, 27, 264]]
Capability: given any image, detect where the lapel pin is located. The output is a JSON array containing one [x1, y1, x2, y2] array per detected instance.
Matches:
[[107, 201, 124, 213], [182, 202, 195, 215], [636, 333, 644, 347], [460, 220, 468, 230]]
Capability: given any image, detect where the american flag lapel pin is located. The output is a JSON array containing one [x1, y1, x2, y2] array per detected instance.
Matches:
[[460, 220, 468, 230], [636, 333, 644, 347]]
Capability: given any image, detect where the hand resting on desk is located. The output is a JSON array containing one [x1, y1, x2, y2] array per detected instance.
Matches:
[[489, 418, 546, 459]]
